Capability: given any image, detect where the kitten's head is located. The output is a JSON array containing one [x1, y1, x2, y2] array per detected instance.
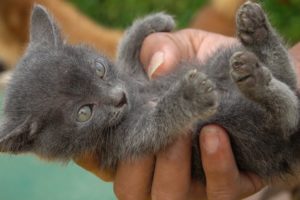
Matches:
[[0, 5, 129, 160]]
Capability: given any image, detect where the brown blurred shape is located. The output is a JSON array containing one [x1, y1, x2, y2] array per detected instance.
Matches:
[[190, 0, 246, 36], [0, 0, 123, 69]]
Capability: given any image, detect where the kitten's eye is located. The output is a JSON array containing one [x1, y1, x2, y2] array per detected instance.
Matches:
[[95, 59, 107, 78], [77, 105, 93, 122]]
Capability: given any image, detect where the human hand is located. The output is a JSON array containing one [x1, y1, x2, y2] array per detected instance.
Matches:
[[113, 29, 264, 200], [74, 152, 115, 182]]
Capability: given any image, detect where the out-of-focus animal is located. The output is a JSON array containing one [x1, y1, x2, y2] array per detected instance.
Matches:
[[190, 0, 246, 36], [0, 0, 123, 70]]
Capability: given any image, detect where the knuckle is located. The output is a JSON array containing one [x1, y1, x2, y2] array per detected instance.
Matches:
[[207, 188, 238, 200], [151, 191, 185, 200], [161, 151, 185, 163]]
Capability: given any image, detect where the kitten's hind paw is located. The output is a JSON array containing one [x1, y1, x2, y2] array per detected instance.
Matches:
[[230, 51, 299, 139], [236, 2, 269, 45], [230, 51, 272, 89], [181, 70, 218, 118]]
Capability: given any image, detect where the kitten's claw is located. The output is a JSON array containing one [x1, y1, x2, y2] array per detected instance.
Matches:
[[230, 51, 271, 88], [187, 69, 198, 79], [181, 69, 218, 118], [236, 1, 269, 45]]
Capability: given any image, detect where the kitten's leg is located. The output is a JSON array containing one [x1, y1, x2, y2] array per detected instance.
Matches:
[[122, 70, 218, 156], [117, 13, 175, 76], [236, 2, 297, 89], [230, 51, 299, 139]]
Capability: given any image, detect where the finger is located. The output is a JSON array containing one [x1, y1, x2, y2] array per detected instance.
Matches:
[[140, 30, 237, 78], [200, 125, 239, 200], [289, 42, 300, 67], [114, 155, 155, 200], [289, 42, 300, 82], [238, 172, 265, 198], [151, 134, 192, 200], [141, 30, 207, 78], [74, 152, 115, 182], [200, 125, 264, 200], [140, 32, 181, 78], [188, 181, 207, 200]]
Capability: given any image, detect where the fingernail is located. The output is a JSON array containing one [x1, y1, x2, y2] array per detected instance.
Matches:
[[201, 126, 220, 154], [147, 51, 164, 78]]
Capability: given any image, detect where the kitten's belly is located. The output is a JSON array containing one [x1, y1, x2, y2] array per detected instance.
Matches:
[[192, 90, 293, 183], [133, 47, 295, 183]]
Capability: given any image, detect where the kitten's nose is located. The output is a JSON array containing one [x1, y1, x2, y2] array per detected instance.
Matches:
[[110, 86, 127, 108], [116, 92, 127, 108]]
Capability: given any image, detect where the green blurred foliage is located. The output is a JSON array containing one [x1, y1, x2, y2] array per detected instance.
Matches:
[[68, 0, 206, 28], [262, 0, 300, 44], [69, 0, 300, 44]]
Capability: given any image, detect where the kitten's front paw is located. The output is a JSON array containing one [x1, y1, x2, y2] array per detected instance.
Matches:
[[230, 51, 272, 89], [181, 70, 218, 118], [236, 2, 269, 45]]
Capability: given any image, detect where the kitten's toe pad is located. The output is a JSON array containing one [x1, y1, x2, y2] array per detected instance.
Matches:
[[182, 70, 218, 117], [184, 69, 214, 94], [236, 2, 268, 44], [230, 51, 271, 88], [185, 69, 213, 92]]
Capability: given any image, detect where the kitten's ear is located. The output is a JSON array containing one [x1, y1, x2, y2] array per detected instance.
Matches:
[[0, 117, 38, 153], [30, 5, 63, 47]]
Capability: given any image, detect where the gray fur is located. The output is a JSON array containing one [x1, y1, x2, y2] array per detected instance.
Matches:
[[1, 2, 300, 184]]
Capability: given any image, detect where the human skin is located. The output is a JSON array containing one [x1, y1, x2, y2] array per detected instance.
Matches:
[[75, 29, 300, 200]]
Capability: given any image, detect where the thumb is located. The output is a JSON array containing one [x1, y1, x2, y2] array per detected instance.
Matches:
[[200, 125, 264, 200], [140, 31, 192, 78], [200, 125, 240, 200], [140, 30, 237, 78]]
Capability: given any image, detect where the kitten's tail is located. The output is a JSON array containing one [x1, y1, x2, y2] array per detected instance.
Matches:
[[116, 13, 175, 76]]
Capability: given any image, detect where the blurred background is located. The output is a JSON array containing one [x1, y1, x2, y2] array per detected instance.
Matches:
[[0, 0, 299, 199]]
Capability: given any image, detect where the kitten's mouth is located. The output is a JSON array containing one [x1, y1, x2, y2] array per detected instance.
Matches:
[[109, 109, 127, 126], [108, 92, 129, 126]]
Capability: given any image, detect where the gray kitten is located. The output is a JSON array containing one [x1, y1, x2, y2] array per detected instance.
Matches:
[[1, 2, 300, 185]]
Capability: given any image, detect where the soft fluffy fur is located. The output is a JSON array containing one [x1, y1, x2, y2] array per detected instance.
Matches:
[[1, 2, 300, 185]]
